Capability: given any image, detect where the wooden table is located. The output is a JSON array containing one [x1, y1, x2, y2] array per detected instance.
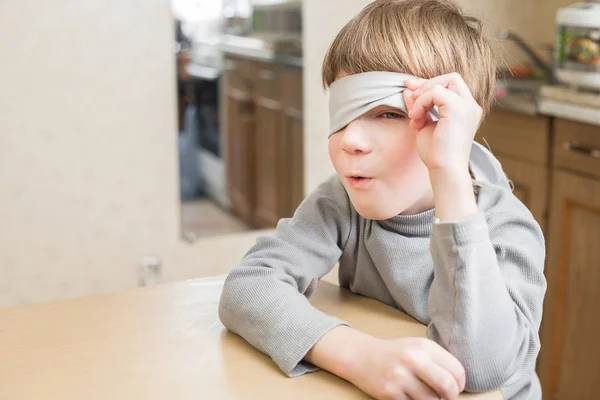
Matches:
[[0, 276, 502, 399]]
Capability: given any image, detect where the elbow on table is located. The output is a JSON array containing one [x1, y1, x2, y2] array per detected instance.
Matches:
[[461, 346, 538, 393], [217, 273, 245, 330], [463, 359, 512, 393]]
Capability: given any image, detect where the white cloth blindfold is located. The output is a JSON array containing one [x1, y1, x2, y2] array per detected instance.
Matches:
[[328, 71, 440, 137]]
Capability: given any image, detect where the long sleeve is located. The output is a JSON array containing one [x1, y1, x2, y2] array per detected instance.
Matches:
[[426, 191, 547, 393], [218, 175, 353, 377]]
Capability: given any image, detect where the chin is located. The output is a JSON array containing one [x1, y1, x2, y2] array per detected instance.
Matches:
[[349, 197, 403, 220]]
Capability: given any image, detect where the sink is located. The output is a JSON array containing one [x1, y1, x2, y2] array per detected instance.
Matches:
[[497, 77, 545, 95], [493, 77, 547, 115]]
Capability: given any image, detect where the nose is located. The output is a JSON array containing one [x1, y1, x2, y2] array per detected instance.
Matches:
[[339, 119, 373, 155]]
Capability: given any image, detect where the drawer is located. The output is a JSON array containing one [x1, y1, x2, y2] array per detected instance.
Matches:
[[553, 118, 600, 179], [476, 109, 550, 166], [254, 62, 281, 100]]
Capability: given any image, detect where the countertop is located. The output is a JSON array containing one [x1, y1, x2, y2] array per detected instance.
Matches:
[[492, 77, 542, 116], [494, 79, 600, 125], [0, 276, 502, 400], [219, 34, 303, 69], [493, 92, 538, 116], [537, 85, 600, 126]]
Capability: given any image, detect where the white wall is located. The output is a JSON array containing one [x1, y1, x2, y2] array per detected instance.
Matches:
[[0, 0, 263, 308]]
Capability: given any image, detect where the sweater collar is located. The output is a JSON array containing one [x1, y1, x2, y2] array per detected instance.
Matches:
[[376, 207, 435, 237]]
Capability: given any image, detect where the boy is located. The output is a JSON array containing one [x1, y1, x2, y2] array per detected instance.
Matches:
[[218, 1, 546, 399]]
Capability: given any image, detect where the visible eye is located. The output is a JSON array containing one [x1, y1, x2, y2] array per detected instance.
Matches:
[[379, 111, 406, 120]]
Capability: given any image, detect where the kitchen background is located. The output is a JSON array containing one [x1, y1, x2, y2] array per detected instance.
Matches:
[[1, 0, 599, 397]]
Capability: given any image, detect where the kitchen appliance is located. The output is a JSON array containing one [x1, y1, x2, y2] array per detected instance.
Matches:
[[554, 2, 600, 90], [250, 0, 302, 51]]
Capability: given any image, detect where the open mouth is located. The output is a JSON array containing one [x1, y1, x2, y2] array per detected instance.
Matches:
[[347, 175, 373, 189]]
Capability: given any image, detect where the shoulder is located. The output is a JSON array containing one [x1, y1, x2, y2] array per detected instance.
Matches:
[[298, 173, 351, 215], [469, 141, 544, 241], [469, 141, 512, 189], [278, 173, 354, 248]]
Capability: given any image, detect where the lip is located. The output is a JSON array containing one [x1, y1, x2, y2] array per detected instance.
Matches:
[[346, 175, 374, 189]]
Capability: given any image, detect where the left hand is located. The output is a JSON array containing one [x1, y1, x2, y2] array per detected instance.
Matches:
[[403, 73, 483, 175]]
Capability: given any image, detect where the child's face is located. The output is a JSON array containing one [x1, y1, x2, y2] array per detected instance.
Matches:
[[328, 105, 435, 220]]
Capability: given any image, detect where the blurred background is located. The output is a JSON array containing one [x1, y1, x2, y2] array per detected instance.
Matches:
[[1, 1, 600, 396]]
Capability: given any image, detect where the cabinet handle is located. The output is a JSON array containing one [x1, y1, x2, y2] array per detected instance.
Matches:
[[285, 107, 303, 120], [562, 141, 600, 159], [259, 69, 275, 81]]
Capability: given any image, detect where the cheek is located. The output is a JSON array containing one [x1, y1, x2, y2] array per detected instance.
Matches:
[[381, 132, 430, 191], [328, 136, 340, 164], [383, 131, 420, 170]]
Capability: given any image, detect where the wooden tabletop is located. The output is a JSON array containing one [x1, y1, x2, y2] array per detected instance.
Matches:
[[0, 276, 502, 399]]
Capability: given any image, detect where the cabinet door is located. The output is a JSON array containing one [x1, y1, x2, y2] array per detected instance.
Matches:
[[496, 155, 549, 233], [226, 85, 255, 223], [538, 170, 600, 400], [281, 67, 304, 218], [282, 107, 304, 218], [476, 110, 550, 166], [253, 94, 284, 228]]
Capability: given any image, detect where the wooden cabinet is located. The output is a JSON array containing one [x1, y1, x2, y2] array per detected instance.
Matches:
[[537, 119, 600, 400], [223, 55, 304, 228], [225, 60, 255, 223], [538, 170, 600, 400], [478, 112, 600, 399], [253, 65, 284, 228], [280, 66, 305, 219], [552, 119, 600, 179], [477, 110, 550, 165], [476, 110, 551, 232], [494, 155, 549, 232]]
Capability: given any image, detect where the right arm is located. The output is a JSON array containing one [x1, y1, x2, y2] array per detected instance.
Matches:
[[220, 175, 466, 399], [218, 176, 353, 377], [306, 322, 466, 400]]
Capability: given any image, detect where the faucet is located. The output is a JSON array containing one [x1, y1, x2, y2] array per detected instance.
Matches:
[[498, 29, 560, 84]]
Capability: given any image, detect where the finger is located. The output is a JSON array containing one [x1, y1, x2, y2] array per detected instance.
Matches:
[[409, 116, 433, 131], [404, 374, 440, 400], [404, 89, 427, 131], [404, 78, 427, 91], [403, 88, 416, 111], [426, 343, 466, 392], [409, 85, 460, 121], [412, 72, 472, 99], [414, 361, 460, 400]]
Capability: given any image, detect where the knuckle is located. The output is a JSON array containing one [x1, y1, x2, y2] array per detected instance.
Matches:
[[432, 84, 444, 94], [391, 365, 410, 381], [449, 72, 462, 80], [405, 351, 426, 370], [415, 337, 433, 350]]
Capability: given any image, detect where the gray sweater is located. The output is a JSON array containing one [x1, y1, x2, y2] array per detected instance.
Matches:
[[218, 142, 547, 400]]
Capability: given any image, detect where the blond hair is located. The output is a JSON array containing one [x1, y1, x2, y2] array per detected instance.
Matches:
[[322, 0, 496, 115]]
